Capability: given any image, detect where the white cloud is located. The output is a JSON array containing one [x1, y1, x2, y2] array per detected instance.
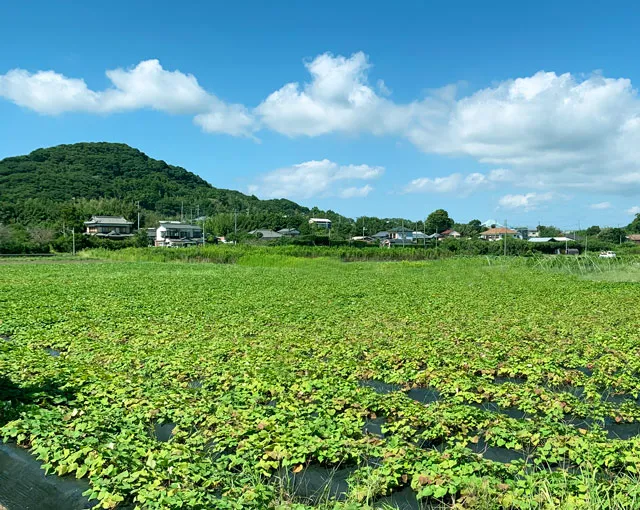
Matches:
[[255, 53, 640, 194], [590, 202, 612, 210], [248, 159, 383, 199], [404, 168, 513, 195], [6, 52, 640, 196], [255, 52, 410, 137], [627, 206, 640, 215], [498, 192, 555, 211], [338, 184, 374, 198], [0, 60, 256, 137]]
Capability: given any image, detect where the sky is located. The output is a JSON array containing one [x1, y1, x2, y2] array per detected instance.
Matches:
[[2, 1, 640, 228]]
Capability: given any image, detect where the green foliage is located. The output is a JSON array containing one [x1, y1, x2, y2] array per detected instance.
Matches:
[[425, 209, 454, 234], [598, 228, 628, 244], [628, 214, 640, 234], [3, 257, 640, 508], [585, 225, 601, 236], [537, 225, 562, 237], [0, 142, 311, 227]]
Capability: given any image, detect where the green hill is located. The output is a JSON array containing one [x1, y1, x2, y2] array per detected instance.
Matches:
[[0, 142, 309, 221]]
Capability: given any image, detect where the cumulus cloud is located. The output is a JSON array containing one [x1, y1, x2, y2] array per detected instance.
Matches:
[[6, 52, 640, 196], [0, 60, 256, 136], [255, 52, 411, 137], [255, 53, 640, 195], [404, 168, 513, 195], [498, 192, 556, 211], [627, 206, 640, 215], [248, 159, 383, 199], [590, 202, 612, 210]]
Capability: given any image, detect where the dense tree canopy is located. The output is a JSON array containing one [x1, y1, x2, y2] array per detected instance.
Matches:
[[425, 209, 454, 234], [0, 142, 310, 224], [628, 214, 640, 234], [537, 225, 562, 237]]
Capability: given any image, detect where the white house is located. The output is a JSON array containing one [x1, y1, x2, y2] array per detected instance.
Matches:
[[479, 227, 519, 241], [155, 221, 203, 247], [84, 216, 134, 240], [309, 218, 332, 229]]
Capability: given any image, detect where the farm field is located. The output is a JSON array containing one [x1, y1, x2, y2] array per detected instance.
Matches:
[[2, 256, 640, 509]]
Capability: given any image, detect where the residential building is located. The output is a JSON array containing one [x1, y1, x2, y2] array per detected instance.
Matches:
[[528, 236, 573, 243], [389, 226, 415, 241], [513, 227, 530, 240], [309, 218, 332, 229], [277, 228, 300, 236], [440, 229, 461, 238], [372, 231, 391, 240], [84, 216, 134, 240], [479, 227, 518, 241], [627, 234, 640, 244], [249, 229, 282, 240], [155, 221, 203, 247]]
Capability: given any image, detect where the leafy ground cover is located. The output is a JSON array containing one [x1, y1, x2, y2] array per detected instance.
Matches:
[[1, 257, 640, 509]]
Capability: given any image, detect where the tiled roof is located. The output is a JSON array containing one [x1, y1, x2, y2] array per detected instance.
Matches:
[[84, 216, 132, 225], [480, 227, 517, 235]]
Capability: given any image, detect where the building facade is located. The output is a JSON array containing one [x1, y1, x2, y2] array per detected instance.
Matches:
[[154, 221, 203, 247], [84, 216, 134, 240]]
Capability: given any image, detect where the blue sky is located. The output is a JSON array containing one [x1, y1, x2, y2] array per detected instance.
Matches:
[[2, 1, 640, 228]]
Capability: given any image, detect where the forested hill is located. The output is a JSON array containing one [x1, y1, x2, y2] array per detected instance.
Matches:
[[0, 142, 309, 221]]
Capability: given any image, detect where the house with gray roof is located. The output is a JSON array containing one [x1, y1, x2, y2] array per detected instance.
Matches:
[[84, 216, 134, 240], [277, 228, 300, 236], [249, 229, 282, 240]]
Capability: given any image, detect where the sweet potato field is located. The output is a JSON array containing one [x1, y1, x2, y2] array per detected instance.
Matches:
[[1, 257, 640, 509]]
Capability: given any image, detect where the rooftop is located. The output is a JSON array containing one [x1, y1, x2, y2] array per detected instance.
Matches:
[[480, 227, 517, 235], [158, 221, 201, 229], [84, 215, 133, 226]]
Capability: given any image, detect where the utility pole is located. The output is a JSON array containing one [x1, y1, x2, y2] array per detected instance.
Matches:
[[402, 219, 405, 247], [72, 228, 76, 256], [137, 201, 140, 231], [234, 210, 237, 244], [504, 219, 508, 256], [181, 201, 184, 222], [423, 218, 426, 247]]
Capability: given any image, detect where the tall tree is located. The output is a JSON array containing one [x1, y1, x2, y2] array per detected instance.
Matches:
[[537, 225, 562, 237], [425, 209, 454, 234], [627, 214, 640, 234], [598, 227, 628, 244]]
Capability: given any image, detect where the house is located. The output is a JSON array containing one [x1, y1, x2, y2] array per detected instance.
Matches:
[[479, 227, 518, 241], [382, 238, 417, 247], [84, 216, 134, 239], [155, 221, 203, 247], [440, 229, 461, 238], [248, 229, 282, 240], [627, 234, 640, 244], [513, 227, 530, 240], [372, 231, 391, 240], [309, 218, 332, 229], [277, 228, 300, 237], [411, 231, 429, 241], [528, 237, 573, 243], [389, 226, 415, 241], [351, 236, 375, 243]]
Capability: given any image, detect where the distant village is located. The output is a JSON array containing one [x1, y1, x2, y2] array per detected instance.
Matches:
[[84, 215, 640, 248]]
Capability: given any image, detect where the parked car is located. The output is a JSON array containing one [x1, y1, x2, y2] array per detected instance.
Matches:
[[599, 251, 616, 258]]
